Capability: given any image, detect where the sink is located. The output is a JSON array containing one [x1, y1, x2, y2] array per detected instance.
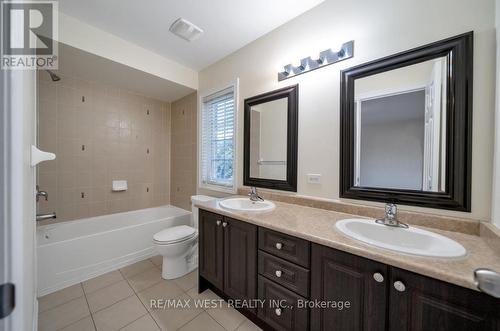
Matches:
[[219, 198, 275, 212], [335, 218, 466, 258]]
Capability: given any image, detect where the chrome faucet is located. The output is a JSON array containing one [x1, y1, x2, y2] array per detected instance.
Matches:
[[248, 187, 264, 202], [375, 203, 408, 228], [36, 185, 48, 202], [36, 185, 56, 221]]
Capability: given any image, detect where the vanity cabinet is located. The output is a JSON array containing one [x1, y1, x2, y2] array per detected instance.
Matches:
[[224, 216, 258, 303], [310, 244, 388, 331], [199, 209, 500, 331], [311, 243, 500, 331], [198, 210, 257, 303], [199, 210, 224, 290], [389, 267, 500, 331]]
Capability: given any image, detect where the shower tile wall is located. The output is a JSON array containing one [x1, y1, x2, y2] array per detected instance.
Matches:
[[37, 73, 171, 222], [170, 92, 197, 211]]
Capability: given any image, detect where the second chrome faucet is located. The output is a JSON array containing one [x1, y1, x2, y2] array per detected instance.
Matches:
[[248, 187, 264, 202], [375, 203, 409, 228]]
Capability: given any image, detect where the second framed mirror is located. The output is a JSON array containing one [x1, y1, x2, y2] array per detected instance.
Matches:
[[340, 32, 473, 211], [244, 85, 298, 191]]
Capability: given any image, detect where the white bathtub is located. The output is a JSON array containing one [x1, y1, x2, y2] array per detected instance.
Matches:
[[37, 205, 191, 296]]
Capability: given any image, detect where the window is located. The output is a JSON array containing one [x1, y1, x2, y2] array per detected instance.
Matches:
[[200, 84, 237, 192]]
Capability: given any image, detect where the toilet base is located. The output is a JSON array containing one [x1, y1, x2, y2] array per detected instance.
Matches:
[[160, 246, 198, 280]]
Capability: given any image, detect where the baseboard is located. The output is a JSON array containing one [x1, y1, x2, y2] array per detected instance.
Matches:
[[37, 247, 156, 296]]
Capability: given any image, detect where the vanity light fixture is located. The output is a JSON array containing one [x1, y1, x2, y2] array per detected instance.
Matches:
[[278, 40, 354, 81]]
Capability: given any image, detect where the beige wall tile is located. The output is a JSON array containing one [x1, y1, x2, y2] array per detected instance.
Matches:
[[170, 92, 197, 211], [37, 74, 172, 222]]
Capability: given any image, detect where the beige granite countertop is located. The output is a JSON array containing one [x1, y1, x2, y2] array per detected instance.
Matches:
[[196, 197, 500, 291]]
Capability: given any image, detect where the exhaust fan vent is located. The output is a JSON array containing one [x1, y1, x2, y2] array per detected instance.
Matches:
[[169, 18, 204, 42]]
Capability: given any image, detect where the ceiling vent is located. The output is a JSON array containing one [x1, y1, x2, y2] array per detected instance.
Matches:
[[169, 18, 204, 42]]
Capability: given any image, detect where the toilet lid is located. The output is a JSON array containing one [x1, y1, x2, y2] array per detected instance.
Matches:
[[154, 225, 196, 244]]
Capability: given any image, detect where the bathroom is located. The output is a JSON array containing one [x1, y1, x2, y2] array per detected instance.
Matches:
[[1, 0, 500, 330]]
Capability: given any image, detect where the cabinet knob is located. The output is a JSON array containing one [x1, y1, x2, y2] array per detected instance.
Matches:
[[275, 308, 282, 316], [222, 221, 228, 227], [275, 270, 282, 278], [373, 272, 384, 283], [216, 220, 221, 226], [394, 280, 406, 292], [275, 242, 283, 250]]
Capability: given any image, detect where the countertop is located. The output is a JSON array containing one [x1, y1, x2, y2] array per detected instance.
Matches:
[[196, 198, 500, 291]]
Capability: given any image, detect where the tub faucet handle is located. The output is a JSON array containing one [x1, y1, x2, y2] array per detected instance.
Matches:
[[36, 185, 48, 202]]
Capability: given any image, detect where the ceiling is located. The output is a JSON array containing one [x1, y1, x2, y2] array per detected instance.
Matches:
[[55, 43, 195, 102], [58, 0, 325, 70]]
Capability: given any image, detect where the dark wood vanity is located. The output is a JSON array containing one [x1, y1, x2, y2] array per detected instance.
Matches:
[[198, 209, 500, 331]]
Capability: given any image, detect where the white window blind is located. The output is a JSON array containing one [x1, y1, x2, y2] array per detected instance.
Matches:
[[200, 86, 236, 191]]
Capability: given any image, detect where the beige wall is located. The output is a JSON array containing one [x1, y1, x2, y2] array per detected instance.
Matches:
[[170, 92, 198, 211], [37, 72, 171, 222], [199, 0, 496, 221]]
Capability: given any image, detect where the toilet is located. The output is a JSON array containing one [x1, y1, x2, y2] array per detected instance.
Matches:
[[154, 195, 215, 279]]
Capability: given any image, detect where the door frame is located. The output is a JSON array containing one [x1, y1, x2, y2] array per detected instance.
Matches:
[[0, 67, 38, 330], [353, 84, 427, 187]]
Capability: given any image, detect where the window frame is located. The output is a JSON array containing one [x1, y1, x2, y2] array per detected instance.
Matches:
[[198, 79, 239, 194]]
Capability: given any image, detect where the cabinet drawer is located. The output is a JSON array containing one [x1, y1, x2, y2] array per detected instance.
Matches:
[[258, 275, 309, 331], [258, 251, 310, 298], [259, 227, 310, 268]]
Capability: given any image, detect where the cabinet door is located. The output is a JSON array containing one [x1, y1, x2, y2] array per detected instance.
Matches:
[[310, 244, 387, 331], [199, 210, 224, 291], [389, 267, 500, 331], [223, 217, 257, 305]]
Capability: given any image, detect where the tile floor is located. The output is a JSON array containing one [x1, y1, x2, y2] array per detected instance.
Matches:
[[38, 256, 263, 331]]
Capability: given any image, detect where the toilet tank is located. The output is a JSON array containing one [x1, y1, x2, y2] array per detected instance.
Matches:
[[191, 195, 216, 229]]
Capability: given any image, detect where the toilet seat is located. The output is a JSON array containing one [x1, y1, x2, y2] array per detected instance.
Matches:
[[154, 225, 197, 245]]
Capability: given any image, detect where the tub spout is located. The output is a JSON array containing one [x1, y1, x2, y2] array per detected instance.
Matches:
[[36, 212, 56, 222]]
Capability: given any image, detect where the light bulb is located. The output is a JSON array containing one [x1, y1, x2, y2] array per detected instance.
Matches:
[[331, 42, 344, 53], [277, 65, 287, 74], [310, 52, 320, 61], [292, 59, 302, 68]]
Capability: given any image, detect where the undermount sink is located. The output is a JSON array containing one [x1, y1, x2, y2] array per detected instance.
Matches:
[[219, 198, 275, 212], [336, 218, 466, 258]]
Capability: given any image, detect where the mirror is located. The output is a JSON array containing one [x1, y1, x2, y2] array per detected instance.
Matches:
[[354, 57, 447, 192], [340, 32, 473, 211], [244, 85, 298, 191], [249, 98, 288, 180]]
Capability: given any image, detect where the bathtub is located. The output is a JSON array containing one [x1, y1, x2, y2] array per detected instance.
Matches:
[[37, 205, 191, 296]]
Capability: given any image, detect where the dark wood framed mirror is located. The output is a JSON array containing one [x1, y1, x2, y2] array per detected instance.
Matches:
[[340, 32, 473, 211], [244, 85, 298, 191]]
